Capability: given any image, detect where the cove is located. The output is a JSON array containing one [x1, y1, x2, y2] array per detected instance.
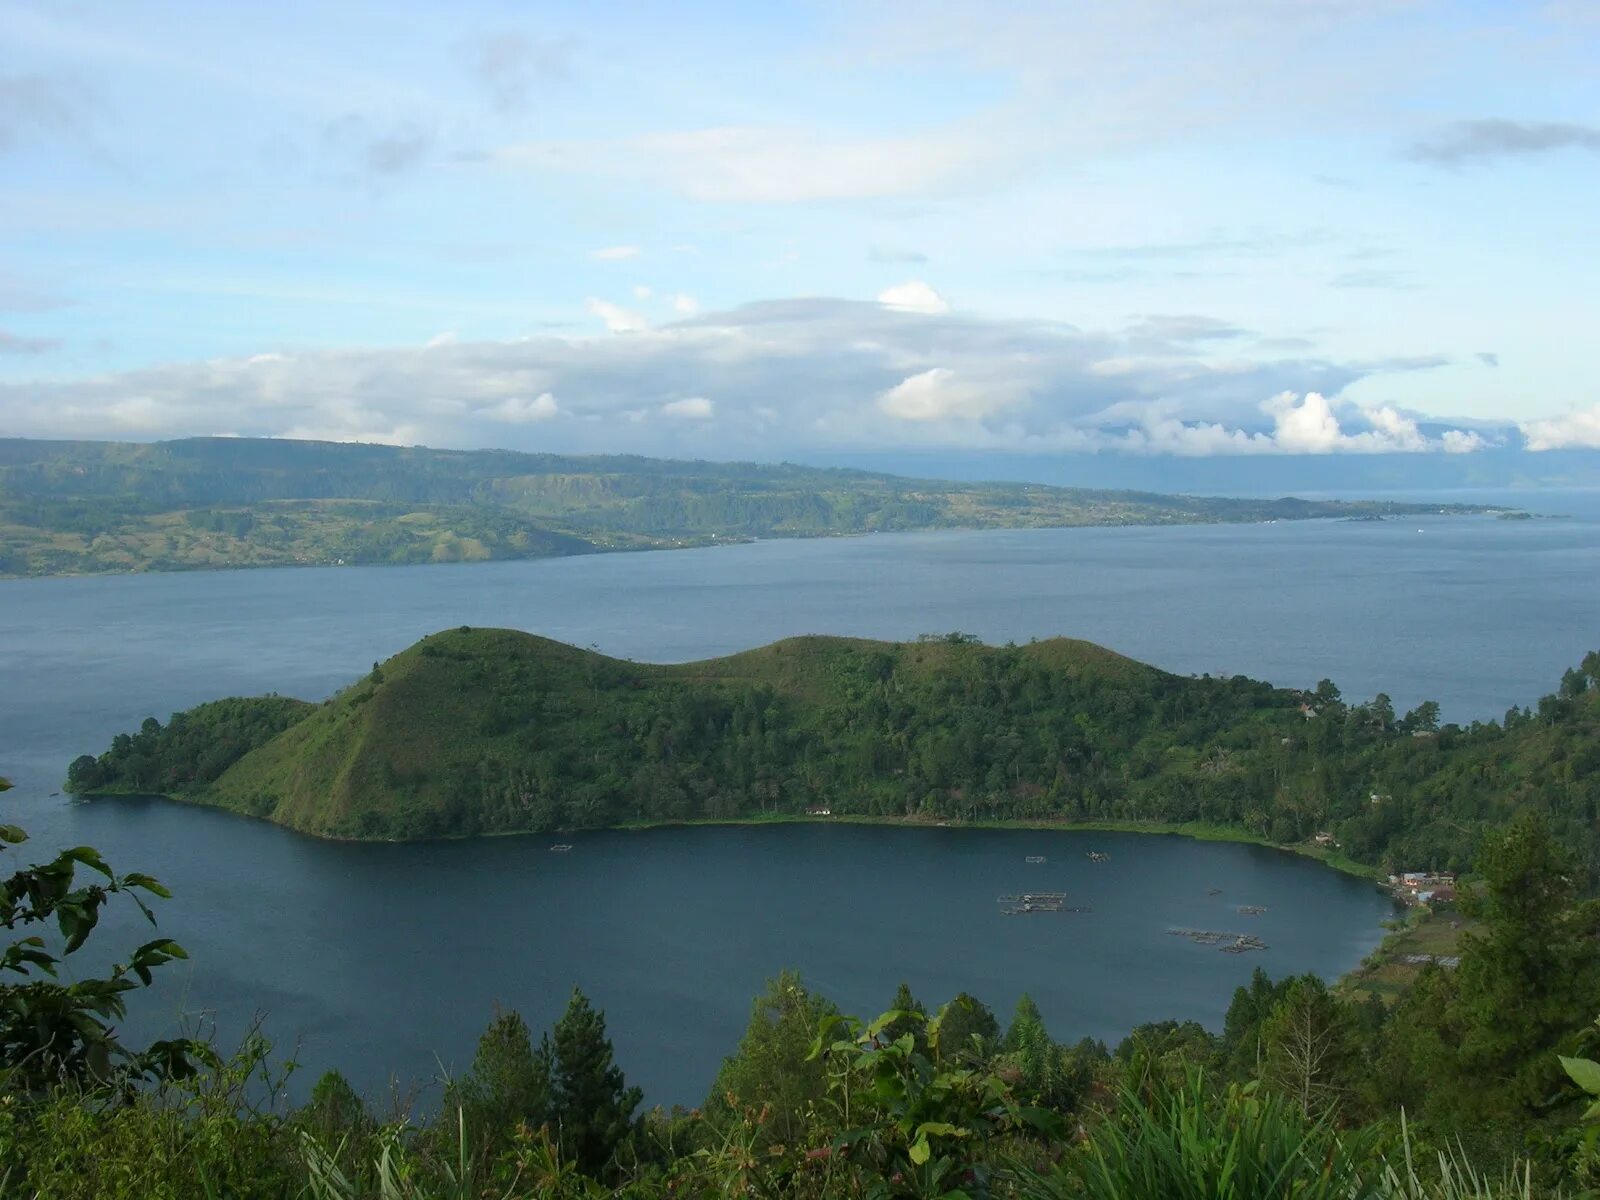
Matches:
[[67, 800, 1393, 1107]]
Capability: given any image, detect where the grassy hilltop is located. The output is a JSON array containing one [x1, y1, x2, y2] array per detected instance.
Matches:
[[0, 435, 1516, 577], [68, 629, 1600, 880]]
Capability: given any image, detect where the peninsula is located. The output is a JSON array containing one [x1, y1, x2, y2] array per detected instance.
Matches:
[[68, 629, 1600, 881], [0, 436, 1518, 578]]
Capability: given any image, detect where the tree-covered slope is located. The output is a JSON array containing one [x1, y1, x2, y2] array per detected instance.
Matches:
[[68, 631, 1600, 878], [0, 435, 1517, 577]]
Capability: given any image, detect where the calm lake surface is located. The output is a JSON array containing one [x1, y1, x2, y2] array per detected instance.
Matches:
[[2, 493, 1596, 1105]]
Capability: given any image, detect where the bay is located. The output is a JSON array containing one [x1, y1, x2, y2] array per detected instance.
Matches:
[[1, 492, 1596, 1106]]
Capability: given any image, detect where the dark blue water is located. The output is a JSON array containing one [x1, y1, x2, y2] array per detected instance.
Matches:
[[1, 494, 1596, 1106]]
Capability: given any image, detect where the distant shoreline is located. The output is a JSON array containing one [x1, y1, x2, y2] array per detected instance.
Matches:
[[606, 812, 1381, 881], [76, 787, 1378, 882], [1, 506, 1530, 583]]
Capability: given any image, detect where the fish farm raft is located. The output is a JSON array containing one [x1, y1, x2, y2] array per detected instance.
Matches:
[[997, 892, 1092, 916]]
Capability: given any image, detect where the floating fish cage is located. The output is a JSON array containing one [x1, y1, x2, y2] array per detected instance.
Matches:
[[996, 891, 1091, 916], [1168, 928, 1267, 953]]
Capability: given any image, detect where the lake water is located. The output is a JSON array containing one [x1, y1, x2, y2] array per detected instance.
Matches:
[[1, 494, 1596, 1105]]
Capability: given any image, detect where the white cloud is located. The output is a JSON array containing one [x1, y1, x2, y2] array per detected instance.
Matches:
[[661, 396, 714, 420], [591, 245, 641, 261], [424, 331, 458, 349], [486, 392, 559, 423], [0, 296, 1502, 460], [585, 297, 649, 333], [1441, 429, 1486, 454], [878, 367, 1016, 422], [876, 281, 949, 315], [672, 293, 699, 315], [632, 284, 652, 300], [1522, 405, 1600, 450], [1263, 392, 1429, 454]]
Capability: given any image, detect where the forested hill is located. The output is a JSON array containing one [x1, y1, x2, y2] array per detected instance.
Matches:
[[68, 629, 1600, 880], [0, 435, 1514, 577]]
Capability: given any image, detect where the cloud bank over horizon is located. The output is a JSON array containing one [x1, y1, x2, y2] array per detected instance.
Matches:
[[5, 294, 1577, 460], [1, 1, 1596, 475]]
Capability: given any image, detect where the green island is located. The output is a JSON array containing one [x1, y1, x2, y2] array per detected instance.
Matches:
[[0, 435, 1521, 578], [67, 629, 1600, 882]]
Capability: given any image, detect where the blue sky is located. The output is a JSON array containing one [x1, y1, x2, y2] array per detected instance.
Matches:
[[2, 0, 1599, 463]]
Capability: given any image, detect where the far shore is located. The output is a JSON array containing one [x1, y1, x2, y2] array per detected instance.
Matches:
[[608, 810, 1380, 882], [79, 787, 1379, 882]]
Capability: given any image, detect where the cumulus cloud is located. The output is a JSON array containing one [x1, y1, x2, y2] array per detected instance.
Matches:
[[0, 296, 1499, 459], [661, 396, 714, 419], [486, 392, 560, 423], [878, 368, 1019, 422], [592, 245, 641, 260], [1115, 393, 1471, 457], [1522, 405, 1600, 451], [585, 297, 649, 333], [671, 293, 699, 315], [876, 281, 949, 314], [1441, 429, 1487, 454], [1409, 119, 1600, 166]]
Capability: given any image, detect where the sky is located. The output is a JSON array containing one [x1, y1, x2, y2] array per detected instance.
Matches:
[[2, 0, 1599, 469]]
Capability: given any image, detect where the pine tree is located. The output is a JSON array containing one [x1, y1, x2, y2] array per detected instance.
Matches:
[[883, 981, 929, 1051], [936, 992, 1000, 1064], [1451, 809, 1600, 1113], [549, 988, 642, 1174], [454, 1006, 550, 1147], [706, 970, 835, 1145], [1260, 976, 1354, 1119]]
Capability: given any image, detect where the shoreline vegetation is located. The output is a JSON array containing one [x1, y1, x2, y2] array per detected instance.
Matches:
[[607, 810, 1381, 879], [0, 434, 1524, 579]]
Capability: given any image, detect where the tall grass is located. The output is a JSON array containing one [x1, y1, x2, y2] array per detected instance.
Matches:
[[1011, 1074, 1542, 1200]]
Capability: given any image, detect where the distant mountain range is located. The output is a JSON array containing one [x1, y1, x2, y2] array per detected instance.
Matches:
[[0, 436, 1525, 578], [811, 445, 1600, 496]]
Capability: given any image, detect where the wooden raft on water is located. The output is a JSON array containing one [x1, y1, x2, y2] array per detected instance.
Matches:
[[1168, 928, 1268, 953], [997, 892, 1092, 916]]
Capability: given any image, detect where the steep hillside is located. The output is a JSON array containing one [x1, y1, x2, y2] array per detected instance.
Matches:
[[68, 632, 1600, 879]]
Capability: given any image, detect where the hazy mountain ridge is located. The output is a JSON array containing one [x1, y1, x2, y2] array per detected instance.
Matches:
[[0, 436, 1519, 578]]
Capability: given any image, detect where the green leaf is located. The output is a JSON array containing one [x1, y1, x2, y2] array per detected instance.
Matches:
[[0, 824, 26, 844], [908, 1134, 930, 1165], [914, 1121, 967, 1140], [122, 872, 172, 898], [64, 846, 114, 879], [1560, 1055, 1600, 1098]]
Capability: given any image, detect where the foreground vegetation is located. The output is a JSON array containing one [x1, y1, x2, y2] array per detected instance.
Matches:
[[5, 788, 1600, 1197], [0, 435, 1514, 577], [69, 630, 1600, 889]]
